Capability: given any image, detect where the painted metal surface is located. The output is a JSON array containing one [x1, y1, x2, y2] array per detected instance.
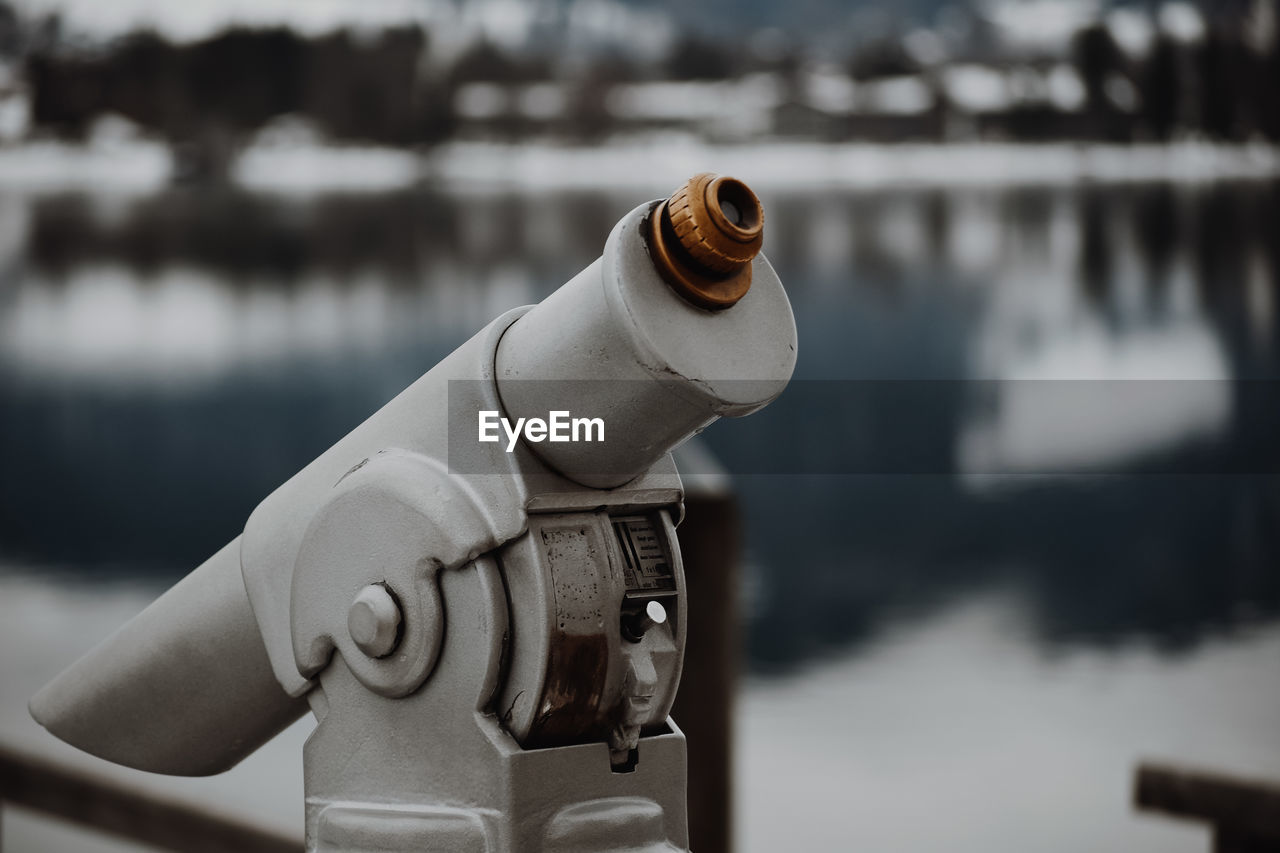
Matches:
[[30, 177, 796, 852]]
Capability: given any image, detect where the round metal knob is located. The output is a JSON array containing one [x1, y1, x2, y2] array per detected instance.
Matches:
[[622, 599, 669, 643], [348, 584, 402, 659]]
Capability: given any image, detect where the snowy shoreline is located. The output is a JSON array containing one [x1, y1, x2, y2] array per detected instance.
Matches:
[[423, 138, 1280, 193], [0, 137, 1276, 195]]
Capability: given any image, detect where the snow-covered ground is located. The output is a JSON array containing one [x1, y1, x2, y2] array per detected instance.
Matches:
[[737, 593, 1280, 853]]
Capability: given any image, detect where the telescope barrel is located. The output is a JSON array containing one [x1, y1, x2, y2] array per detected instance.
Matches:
[[29, 174, 796, 780], [495, 174, 795, 488], [29, 539, 308, 775]]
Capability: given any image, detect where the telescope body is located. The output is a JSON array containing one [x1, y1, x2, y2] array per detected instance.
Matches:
[[32, 181, 797, 852]]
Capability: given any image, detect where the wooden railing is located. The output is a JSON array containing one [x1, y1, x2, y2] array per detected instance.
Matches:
[[1135, 761, 1280, 853], [0, 743, 301, 853]]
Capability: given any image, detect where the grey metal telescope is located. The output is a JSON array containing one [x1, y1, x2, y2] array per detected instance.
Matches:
[[31, 173, 797, 852]]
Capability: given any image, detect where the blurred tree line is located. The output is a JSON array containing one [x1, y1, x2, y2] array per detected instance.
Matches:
[[4, 0, 1278, 171], [26, 26, 448, 179], [1071, 13, 1280, 142]]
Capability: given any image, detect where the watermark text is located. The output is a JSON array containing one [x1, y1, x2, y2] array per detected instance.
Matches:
[[478, 410, 605, 452]]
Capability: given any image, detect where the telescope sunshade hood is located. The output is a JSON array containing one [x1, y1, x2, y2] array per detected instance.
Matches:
[[28, 539, 308, 776]]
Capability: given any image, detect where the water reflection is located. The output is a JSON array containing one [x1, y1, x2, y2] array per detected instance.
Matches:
[[0, 181, 1277, 671]]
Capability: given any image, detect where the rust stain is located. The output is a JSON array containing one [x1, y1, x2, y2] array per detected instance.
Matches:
[[526, 631, 610, 747]]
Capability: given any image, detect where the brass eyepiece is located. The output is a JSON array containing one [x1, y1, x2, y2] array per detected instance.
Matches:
[[647, 172, 764, 310]]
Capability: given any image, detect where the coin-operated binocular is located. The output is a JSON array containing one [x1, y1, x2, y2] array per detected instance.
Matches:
[[31, 174, 796, 852]]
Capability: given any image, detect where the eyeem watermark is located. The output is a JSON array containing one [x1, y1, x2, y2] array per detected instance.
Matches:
[[478, 410, 605, 452]]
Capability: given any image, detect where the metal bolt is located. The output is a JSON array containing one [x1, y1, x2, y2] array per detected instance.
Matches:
[[622, 599, 668, 643], [348, 584, 402, 658]]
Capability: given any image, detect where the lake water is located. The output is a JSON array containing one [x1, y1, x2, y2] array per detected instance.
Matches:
[[1, 176, 1278, 851]]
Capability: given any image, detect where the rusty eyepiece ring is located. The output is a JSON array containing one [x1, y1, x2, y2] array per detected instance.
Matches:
[[647, 172, 764, 310]]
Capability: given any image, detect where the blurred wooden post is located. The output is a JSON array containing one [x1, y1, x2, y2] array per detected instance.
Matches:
[[1135, 762, 1280, 853], [673, 442, 741, 853]]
